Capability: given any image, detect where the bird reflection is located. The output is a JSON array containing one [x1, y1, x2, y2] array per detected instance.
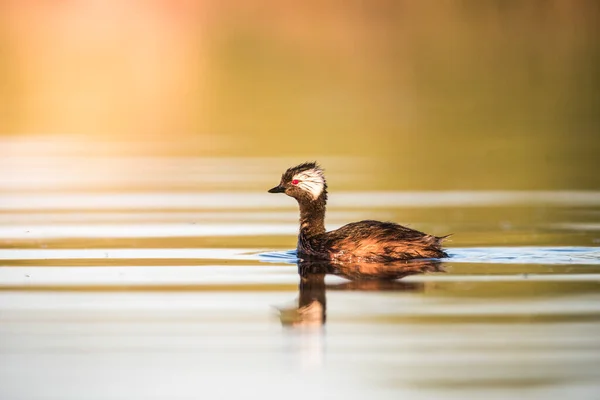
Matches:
[[279, 258, 445, 327]]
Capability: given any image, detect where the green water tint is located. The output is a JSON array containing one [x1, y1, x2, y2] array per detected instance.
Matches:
[[1, 2, 600, 397]]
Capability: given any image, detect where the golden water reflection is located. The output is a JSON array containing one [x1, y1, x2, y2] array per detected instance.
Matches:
[[280, 258, 444, 326], [1, 2, 600, 398]]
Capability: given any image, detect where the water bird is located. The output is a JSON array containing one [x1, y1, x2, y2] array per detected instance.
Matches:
[[268, 162, 449, 263]]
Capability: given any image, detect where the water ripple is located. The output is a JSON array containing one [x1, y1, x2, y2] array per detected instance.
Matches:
[[260, 247, 600, 265], [2, 246, 598, 265]]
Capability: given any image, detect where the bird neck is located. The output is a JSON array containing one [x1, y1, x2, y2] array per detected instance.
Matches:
[[298, 193, 327, 237]]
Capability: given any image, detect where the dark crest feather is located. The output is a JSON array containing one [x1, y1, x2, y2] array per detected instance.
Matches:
[[281, 161, 324, 182]]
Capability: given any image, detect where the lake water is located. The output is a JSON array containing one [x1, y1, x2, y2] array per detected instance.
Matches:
[[1, 137, 600, 400]]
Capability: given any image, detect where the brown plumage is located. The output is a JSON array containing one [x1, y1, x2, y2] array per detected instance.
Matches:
[[268, 162, 449, 263], [298, 257, 445, 281]]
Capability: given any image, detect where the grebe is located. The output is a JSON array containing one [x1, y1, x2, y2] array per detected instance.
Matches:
[[268, 162, 448, 262]]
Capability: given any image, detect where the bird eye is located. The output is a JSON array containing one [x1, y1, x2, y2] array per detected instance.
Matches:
[[291, 179, 299, 185]]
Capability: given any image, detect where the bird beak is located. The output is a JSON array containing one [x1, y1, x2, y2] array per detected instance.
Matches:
[[268, 185, 286, 193]]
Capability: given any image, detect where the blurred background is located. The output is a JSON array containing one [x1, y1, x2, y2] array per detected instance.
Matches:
[[1, 0, 598, 190], [2, 3, 600, 400]]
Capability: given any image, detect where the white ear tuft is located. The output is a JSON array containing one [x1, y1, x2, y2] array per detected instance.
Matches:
[[293, 168, 325, 200]]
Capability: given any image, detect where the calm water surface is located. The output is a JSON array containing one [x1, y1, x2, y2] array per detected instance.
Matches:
[[1, 142, 600, 400]]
